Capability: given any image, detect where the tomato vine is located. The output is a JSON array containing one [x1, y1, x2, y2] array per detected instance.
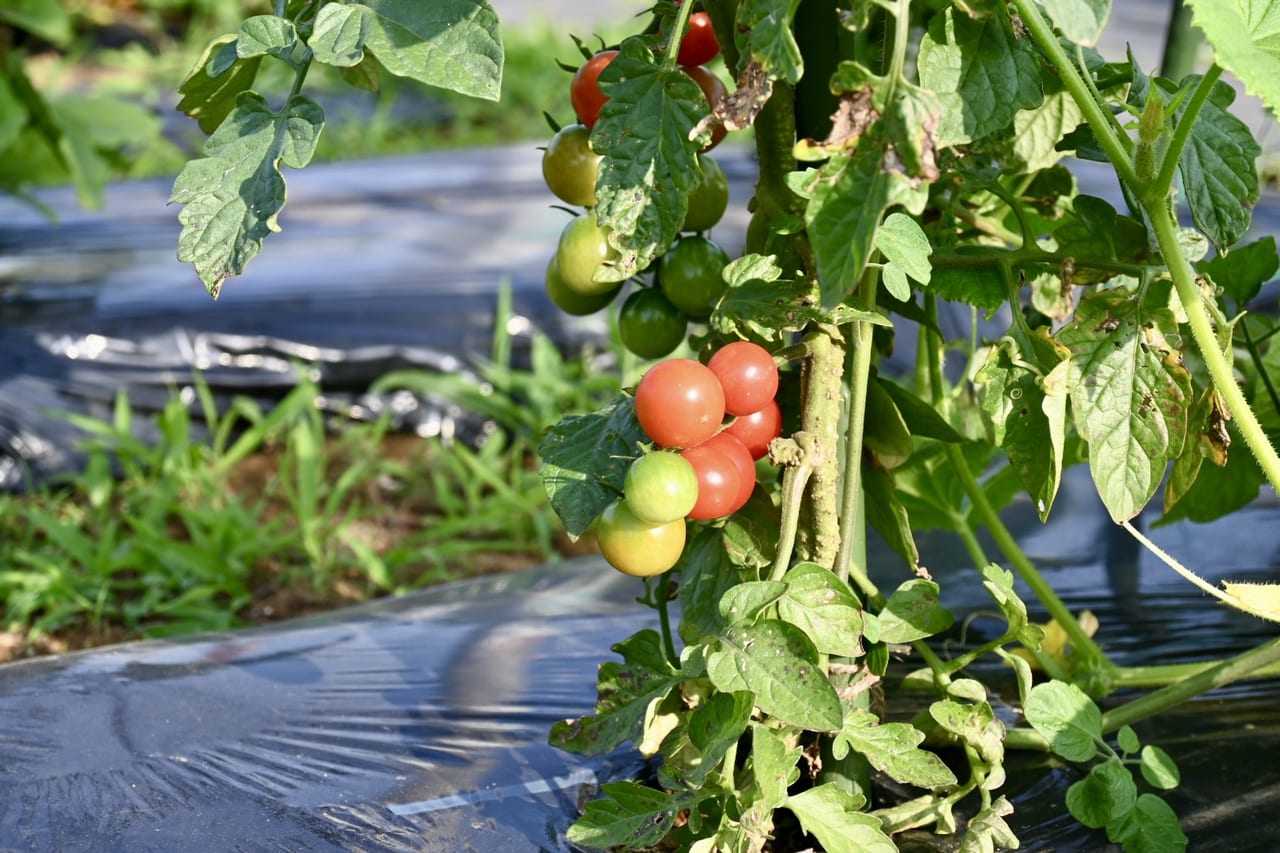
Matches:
[[170, 0, 1280, 850]]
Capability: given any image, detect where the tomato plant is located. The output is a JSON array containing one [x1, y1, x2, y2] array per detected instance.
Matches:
[[595, 499, 685, 577], [634, 357, 725, 449], [624, 451, 699, 523], [618, 287, 688, 360], [174, 1, 1280, 851], [542, 123, 601, 208]]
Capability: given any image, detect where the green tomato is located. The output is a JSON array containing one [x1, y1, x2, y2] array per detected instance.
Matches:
[[658, 234, 730, 320], [545, 255, 619, 315], [682, 155, 729, 233], [596, 499, 686, 577], [556, 211, 621, 296], [618, 288, 688, 359], [624, 451, 699, 523], [542, 123, 601, 208]]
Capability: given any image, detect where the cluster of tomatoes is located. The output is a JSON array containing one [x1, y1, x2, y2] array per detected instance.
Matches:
[[539, 8, 735, 361], [597, 342, 785, 577]]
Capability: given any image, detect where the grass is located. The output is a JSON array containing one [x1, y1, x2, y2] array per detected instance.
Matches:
[[0, 287, 632, 661]]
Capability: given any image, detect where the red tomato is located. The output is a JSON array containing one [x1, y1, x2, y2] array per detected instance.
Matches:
[[677, 12, 720, 67], [571, 50, 618, 129], [634, 358, 726, 449], [709, 341, 780, 416], [725, 398, 782, 460], [701, 431, 756, 513], [681, 443, 742, 520]]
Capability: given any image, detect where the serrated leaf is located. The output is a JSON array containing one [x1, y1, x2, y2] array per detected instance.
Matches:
[[550, 629, 680, 756], [929, 700, 1005, 767], [1140, 745, 1181, 789], [170, 92, 324, 297], [357, 0, 502, 100], [1185, 0, 1280, 118], [1109, 793, 1188, 852], [236, 15, 297, 59], [1041, 0, 1111, 46], [309, 4, 370, 67], [591, 38, 704, 282], [176, 36, 264, 135], [722, 490, 781, 570], [706, 620, 843, 731], [980, 563, 1043, 647], [738, 0, 804, 84], [877, 578, 954, 643], [537, 398, 648, 539], [877, 212, 933, 285], [960, 797, 1020, 853], [1198, 236, 1279, 306], [785, 785, 896, 853], [1012, 89, 1086, 171], [1023, 680, 1102, 762], [677, 691, 755, 786], [917, 7, 1044, 146], [836, 708, 958, 789], [1057, 289, 1192, 521], [930, 256, 1008, 312], [1053, 195, 1149, 282], [1067, 760, 1137, 829], [752, 723, 801, 810], [1171, 76, 1261, 251], [878, 377, 964, 442], [567, 781, 692, 849], [719, 581, 789, 624], [679, 529, 746, 644], [777, 563, 865, 658]]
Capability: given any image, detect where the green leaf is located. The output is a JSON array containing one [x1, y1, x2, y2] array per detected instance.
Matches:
[[1139, 745, 1181, 790], [752, 723, 801, 810], [738, 0, 804, 84], [863, 462, 921, 569], [706, 620, 843, 732], [1161, 418, 1262, 524], [1109, 793, 1188, 852], [1117, 724, 1142, 755], [236, 15, 297, 60], [1041, 0, 1111, 46], [355, 0, 502, 100], [567, 781, 692, 849], [309, 4, 370, 67], [1171, 76, 1261, 251], [1067, 759, 1137, 829], [1198, 236, 1279, 306], [0, 76, 28, 155], [804, 128, 897, 308], [682, 691, 755, 786], [785, 785, 896, 853], [170, 93, 324, 298], [863, 375, 915, 469], [975, 337, 1068, 520], [777, 563, 865, 658], [960, 797, 1020, 853], [1185, 0, 1280, 118], [0, 0, 73, 46], [981, 563, 1044, 647], [550, 629, 680, 756], [1057, 288, 1193, 522], [876, 212, 933, 285], [878, 377, 964, 443], [877, 579, 954, 644], [1053, 195, 1148, 282], [928, 700, 1005, 768], [590, 39, 705, 283], [537, 398, 647, 540], [679, 530, 746, 644], [1012, 89, 1086, 171], [719, 581, 789, 625], [722, 490, 781, 570], [917, 7, 1044, 146], [714, 256, 884, 341], [177, 36, 264, 135], [1023, 680, 1102, 762], [835, 708, 958, 789], [930, 255, 1008, 313]]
